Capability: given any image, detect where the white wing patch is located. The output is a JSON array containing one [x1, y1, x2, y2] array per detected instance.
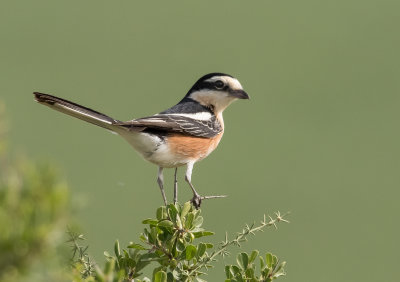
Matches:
[[160, 112, 212, 120]]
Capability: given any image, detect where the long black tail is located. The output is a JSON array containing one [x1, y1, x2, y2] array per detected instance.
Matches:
[[33, 92, 121, 130]]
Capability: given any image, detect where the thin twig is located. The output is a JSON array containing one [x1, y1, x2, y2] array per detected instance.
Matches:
[[187, 211, 289, 276]]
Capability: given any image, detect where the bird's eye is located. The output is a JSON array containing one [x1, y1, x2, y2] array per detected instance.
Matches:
[[215, 80, 225, 89]]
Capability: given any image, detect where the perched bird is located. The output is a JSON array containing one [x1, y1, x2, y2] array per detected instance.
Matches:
[[33, 73, 249, 208]]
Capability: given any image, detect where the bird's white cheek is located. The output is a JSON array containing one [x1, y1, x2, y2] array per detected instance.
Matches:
[[214, 96, 236, 113], [189, 90, 236, 113]]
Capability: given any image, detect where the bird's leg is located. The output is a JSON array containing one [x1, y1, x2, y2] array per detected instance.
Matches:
[[184, 162, 227, 209], [173, 167, 178, 205], [185, 162, 201, 208], [157, 167, 168, 206]]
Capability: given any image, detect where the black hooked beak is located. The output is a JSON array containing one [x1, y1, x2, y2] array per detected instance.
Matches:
[[230, 89, 250, 99]]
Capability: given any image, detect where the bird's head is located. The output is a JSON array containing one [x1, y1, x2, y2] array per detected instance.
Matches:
[[185, 73, 249, 114]]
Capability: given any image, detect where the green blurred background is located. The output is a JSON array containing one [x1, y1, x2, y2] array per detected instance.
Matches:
[[1, 0, 399, 281]]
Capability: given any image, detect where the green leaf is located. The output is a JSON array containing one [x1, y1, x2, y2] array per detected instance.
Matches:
[[193, 231, 214, 238], [185, 212, 194, 229], [142, 218, 158, 225], [114, 240, 121, 257], [167, 272, 174, 282], [184, 231, 195, 242], [185, 244, 197, 260], [249, 250, 259, 264], [192, 208, 201, 218], [104, 258, 115, 274], [274, 261, 286, 277], [272, 254, 277, 268], [259, 256, 265, 269], [225, 266, 233, 278], [176, 239, 185, 252], [181, 201, 192, 214], [128, 243, 147, 250], [142, 229, 150, 241], [140, 252, 160, 262], [150, 227, 158, 244], [237, 252, 249, 270], [192, 215, 203, 228], [168, 204, 179, 222], [230, 265, 241, 277], [245, 268, 255, 279], [196, 277, 207, 282], [205, 243, 214, 248], [104, 251, 113, 259], [158, 220, 174, 230], [170, 258, 178, 269], [171, 237, 178, 257], [274, 268, 286, 278], [276, 261, 286, 272], [175, 203, 182, 213], [176, 214, 183, 229], [181, 201, 191, 219], [266, 253, 273, 268], [197, 243, 207, 258], [172, 269, 180, 280], [139, 234, 147, 243], [154, 270, 167, 282], [156, 206, 167, 220]]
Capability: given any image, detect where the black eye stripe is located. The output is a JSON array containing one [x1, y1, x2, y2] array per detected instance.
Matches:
[[186, 79, 230, 94]]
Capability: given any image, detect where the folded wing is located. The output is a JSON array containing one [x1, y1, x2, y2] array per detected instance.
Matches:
[[117, 114, 222, 138]]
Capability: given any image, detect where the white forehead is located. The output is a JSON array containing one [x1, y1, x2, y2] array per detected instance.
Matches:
[[205, 76, 243, 90]]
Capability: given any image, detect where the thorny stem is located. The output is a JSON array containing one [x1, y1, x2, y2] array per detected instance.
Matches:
[[151, 242, 173, 260], [67, 227, 95, 278], [187, 211, 289, 276], [201, 195, 227, 200]]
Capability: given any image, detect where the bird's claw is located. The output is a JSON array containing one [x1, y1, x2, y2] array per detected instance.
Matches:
[[191, 194, 202, 209]]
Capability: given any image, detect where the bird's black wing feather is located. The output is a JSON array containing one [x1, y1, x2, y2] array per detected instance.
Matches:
[[117, 114, 222, 138]]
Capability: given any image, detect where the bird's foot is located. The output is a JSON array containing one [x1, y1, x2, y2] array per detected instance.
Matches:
[[190, 193, 227, 209]]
